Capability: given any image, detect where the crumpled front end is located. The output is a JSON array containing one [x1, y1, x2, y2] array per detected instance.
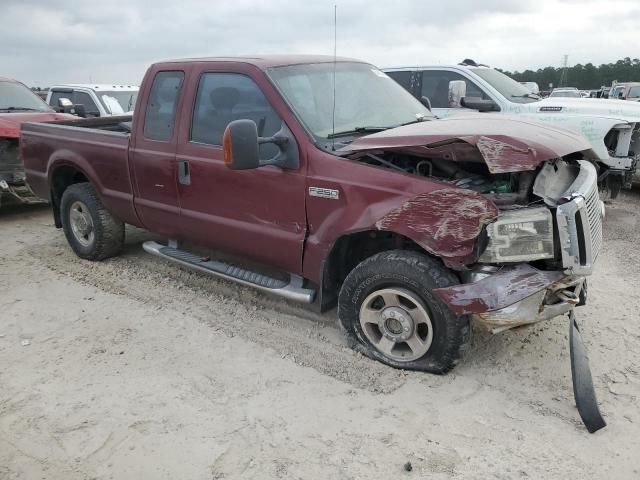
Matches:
[[434, 159, 604, 332], [0, 138, 42, 207]]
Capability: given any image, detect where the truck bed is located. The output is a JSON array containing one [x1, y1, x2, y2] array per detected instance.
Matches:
[[21, 115, 138, 226]]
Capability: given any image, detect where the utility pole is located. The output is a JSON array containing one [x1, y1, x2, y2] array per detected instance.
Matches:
[[558, 54, 569, 87]]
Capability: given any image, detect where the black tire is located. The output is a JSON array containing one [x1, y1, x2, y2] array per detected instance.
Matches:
[[338, 250, 471, 374], [60, 182, 124, 260]]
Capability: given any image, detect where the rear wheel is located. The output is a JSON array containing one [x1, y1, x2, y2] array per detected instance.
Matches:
[[338, 250, 471, 373], [60, 182, 124, 260]]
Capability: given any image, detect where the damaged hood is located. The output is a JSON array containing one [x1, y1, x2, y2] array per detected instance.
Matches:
[[339, 114, 595, 174], [536, 97, 640, 122], [0, 112, 76, 138]]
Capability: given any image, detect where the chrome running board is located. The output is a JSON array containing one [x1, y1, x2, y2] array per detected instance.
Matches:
[[142, 241, 316, 303]]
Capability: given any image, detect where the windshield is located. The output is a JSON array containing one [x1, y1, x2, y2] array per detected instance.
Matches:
[[470, 68, 540, 104], [267, 62, 432, 144], [0, 81, 52, 112], [97, 91, 138, 114]]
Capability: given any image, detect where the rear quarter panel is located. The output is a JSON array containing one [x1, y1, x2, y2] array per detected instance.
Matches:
[[22, 120, 140, 225]]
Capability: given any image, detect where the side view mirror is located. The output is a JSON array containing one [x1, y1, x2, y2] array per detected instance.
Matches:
[[72, 104, 87, 118], [58, 97, 73, 109], [223, 119, 299, 171], [618, 92, 625, 99], [420, 96, 432, 111], [448, 80, 466, 108], [223, 120, 260, 170]]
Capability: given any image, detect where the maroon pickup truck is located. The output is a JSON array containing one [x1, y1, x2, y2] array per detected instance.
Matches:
[[22, 55, 604, 374]]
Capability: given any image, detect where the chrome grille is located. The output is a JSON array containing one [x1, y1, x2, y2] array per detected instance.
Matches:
[[555, 161, 602, 275], [584, 182, 603, 262]]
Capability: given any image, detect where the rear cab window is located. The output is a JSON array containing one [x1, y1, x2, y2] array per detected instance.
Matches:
[[143, 71, 185, 141]]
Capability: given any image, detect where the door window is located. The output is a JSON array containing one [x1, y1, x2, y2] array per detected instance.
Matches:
[[421, 70, 488, 108], [72, 91, 100, 116], [190, 73, 282, 159], [143, 71, 185, 141]]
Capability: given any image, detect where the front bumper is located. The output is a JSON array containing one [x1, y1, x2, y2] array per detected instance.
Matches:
[[433, 264, 586, 333], [0, 178, 44, 206]]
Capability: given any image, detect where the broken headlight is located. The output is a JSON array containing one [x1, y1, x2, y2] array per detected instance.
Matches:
[[478, 207, 554, 263]]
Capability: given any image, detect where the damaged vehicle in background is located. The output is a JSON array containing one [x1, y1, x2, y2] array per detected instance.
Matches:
[[22, 56, 605, 431], [385, 60, 640, 196], [46, 84, 139, 118], [0, 76, 75, 208]]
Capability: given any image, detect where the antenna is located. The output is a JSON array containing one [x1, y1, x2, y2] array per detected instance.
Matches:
[[331, 4, 337, 150]]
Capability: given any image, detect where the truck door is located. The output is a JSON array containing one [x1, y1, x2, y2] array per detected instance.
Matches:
[[175, 68, 307, 275], [419, 69, 489, 118], [129, 69, 186, 237]]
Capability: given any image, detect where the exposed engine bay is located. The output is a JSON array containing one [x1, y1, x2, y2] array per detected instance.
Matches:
[[349, 149, 565, 208]]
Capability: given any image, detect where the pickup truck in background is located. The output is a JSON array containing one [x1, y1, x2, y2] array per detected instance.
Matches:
[[47, 84, 139, 117], [22, 55, 604, 374], [0, 77, 75, 207], [385, 60, 640, 196]]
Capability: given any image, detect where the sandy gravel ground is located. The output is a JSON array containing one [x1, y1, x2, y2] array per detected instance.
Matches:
[[1, 190, 639, 479]]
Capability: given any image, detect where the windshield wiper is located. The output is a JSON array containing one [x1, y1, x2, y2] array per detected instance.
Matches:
[[399, 117, 430, 127], [0, 107, 42, 112], [327, 126, 389, 139]]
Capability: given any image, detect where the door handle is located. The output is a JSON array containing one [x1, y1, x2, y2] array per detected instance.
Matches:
[[178, 160, 191, 185]]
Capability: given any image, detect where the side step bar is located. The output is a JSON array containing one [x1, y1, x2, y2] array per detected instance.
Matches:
[[142, 241, 316, 304]]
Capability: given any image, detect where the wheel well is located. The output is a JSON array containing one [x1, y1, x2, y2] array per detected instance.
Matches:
[[319, 230, 425, 312], [50, 166, 88, 227]]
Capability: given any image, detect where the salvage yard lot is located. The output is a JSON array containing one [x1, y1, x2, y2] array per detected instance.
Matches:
[[1, 191, 639, 479]]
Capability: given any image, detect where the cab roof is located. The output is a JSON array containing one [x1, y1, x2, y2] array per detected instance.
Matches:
[[50, 84, 139, 91], [157, 54, 364, 70]]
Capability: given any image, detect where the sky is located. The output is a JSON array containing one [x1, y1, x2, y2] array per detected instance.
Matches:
[[1, 0, 638, 87]]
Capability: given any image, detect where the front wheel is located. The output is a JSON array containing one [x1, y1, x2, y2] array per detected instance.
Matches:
[[60, 182, 124, 260], [337, 250, 471, 373]]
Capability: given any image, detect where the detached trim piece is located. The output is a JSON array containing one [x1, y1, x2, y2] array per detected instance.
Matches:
[[142, 241, 316, 303], [569, 311, 606, 433]]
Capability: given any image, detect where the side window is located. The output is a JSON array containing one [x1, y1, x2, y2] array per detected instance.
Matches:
[[49, 91, 70, 108], [190, 73, 282, 159], [386, 71, 414, 93], [421, 71, 488, 108], [72, 91, 100, 116], [143, 71, 184, 141]]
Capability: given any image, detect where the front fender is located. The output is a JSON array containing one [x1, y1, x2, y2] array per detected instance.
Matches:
[[375, 188, 498, 266]]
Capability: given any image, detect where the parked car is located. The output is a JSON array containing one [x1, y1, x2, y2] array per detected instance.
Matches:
[[519, 81, 540, 95], [22, 55, 603, 374], [608, 84, 626, 100], [0, 77, 74, 207], [46, 84, 139, 117], [384, 60, 640, 196], [549, 88, 582, 98], [615, 82, 640, 101]]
